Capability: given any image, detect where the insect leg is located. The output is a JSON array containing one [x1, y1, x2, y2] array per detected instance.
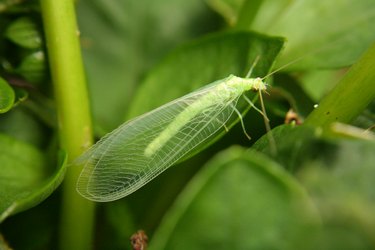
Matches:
[[230, 103, 251, 140], [244, 93, 277, 155], [223, 121, 229, 132], [243, 95, 269, 122], [257, 88, 277, 155], [215, 118, 229, 132]]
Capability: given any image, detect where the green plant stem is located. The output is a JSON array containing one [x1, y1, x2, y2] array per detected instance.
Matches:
[[40, 0, 95, 249], [305, 42, 375, 127]]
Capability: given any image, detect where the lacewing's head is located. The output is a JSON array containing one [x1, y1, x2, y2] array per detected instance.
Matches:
[[249, 77, 266, 92]]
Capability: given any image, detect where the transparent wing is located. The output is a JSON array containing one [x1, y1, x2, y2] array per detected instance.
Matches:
[[76, 83, 239, 202]]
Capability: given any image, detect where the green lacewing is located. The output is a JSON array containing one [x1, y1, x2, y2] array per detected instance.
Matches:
[[76, 71, 270, 202]]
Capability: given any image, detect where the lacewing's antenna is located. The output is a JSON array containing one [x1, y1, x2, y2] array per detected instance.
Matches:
[[260, 36, 345, 81], [261, 55, 304, 80]]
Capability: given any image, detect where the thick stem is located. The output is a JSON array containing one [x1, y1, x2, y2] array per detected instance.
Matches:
[[305, 42, 375, 127], [40, 0, 95, 249]]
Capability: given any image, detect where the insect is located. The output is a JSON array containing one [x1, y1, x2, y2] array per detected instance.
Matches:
[[76, 61, 272, 202]]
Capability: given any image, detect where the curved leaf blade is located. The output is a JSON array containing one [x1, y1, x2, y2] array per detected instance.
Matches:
[[0, 77, 15, 114], [4, 17, 42, 49], [0, 135, 67, 222], [150, 147, 319, 250]]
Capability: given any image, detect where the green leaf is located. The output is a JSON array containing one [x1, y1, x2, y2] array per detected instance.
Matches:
[[77, 0, 221, 134], [150, 147, 319, 250], [300, 139, 375, 202], [0, 134, 67, 223], [214, 0, 375, 70], [16, 50, 47, 84], [252, 0, 375, 70], [0, 77, 15, 114], [252, 123, 375, 249], [297, 139, 375, 249], [255, 124, 375, 248], [4, 17, 42, 49], [127, 31, 284, 119]]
